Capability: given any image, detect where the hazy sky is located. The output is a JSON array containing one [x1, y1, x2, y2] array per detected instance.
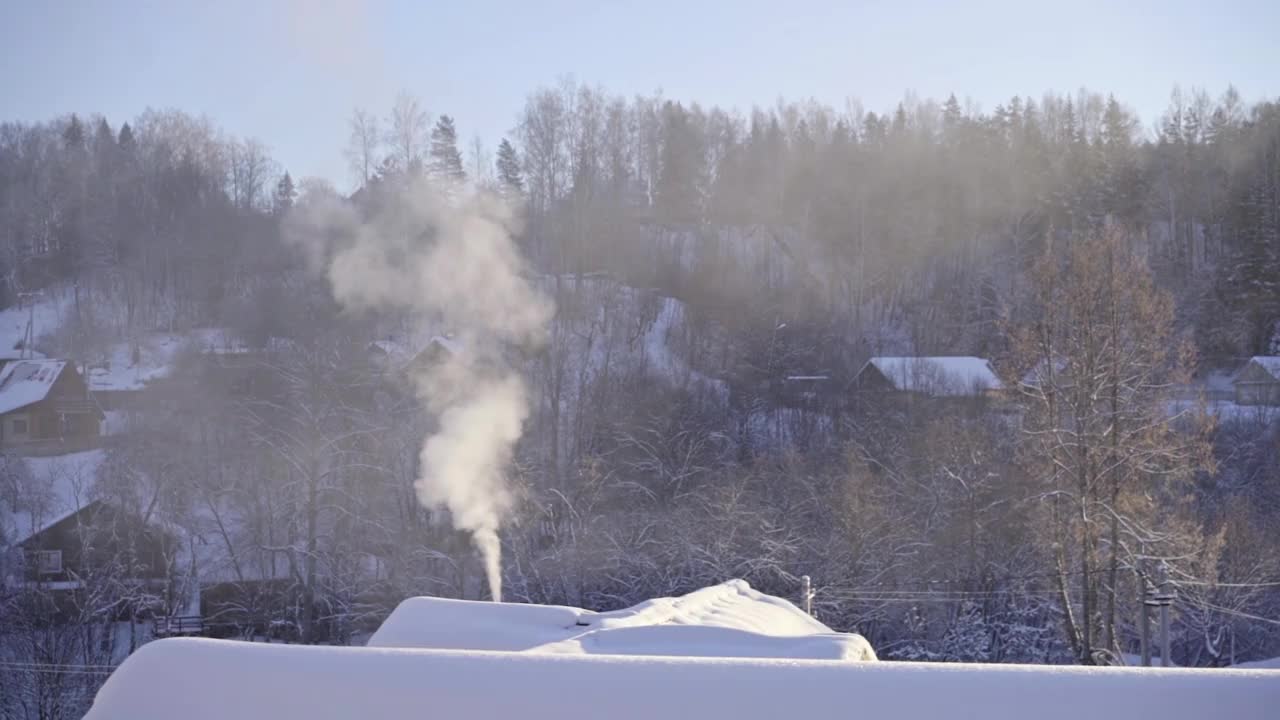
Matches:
[[4, 0, 1277, 190]]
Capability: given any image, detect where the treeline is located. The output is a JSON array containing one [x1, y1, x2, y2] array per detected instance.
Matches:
[[0, 81, 1278, 701]]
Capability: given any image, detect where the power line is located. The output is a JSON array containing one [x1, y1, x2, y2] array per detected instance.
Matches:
[[1195, 602, 1280, 628]]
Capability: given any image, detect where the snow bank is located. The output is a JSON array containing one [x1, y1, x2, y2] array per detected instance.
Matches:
[[368, 580, 876, 661], [85, 637, 1280, 720], [368, 596, 587, 651]]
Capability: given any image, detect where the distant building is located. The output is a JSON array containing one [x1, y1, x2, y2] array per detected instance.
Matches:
[[852, 356, 1004, 399], [0, 360, 102, 452], [1234, 357, 1280, 406], [9, 499, 174, 592]]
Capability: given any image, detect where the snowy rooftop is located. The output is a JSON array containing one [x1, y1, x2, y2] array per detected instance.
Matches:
[[85, 636, 1280, 720], [0, 359, 67, 415], [863, 356, 1003, 396], [0, 449, 105, 545], [1245, 356, 1280, 381], [369, 580, 874, 661]]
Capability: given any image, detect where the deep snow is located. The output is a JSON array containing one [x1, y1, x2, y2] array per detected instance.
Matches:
[[84, 636, 1280, 720], [367, 579, 876, 661]]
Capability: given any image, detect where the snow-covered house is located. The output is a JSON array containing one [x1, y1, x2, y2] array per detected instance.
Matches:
[[1234, 357, 1280, 406], [0, 359, 102, 453], [369, 580, 877, 661], [853, 356, 1004, 399]]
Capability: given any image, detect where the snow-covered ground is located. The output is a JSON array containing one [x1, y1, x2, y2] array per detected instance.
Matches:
[[87, 334, 188, 392], [0, 287, 71, 359], [369, 580, 875, 661], [85, 636, 1280, 720]]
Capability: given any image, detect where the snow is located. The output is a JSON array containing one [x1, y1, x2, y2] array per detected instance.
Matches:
[[1168, 399, 1280, 422], [85, 636, 1280, 720], [865, 356, 1004, 396], [369, 597, 587, 651], [0, 359, 66, 415], [87, 335, 186, 392], [1, 449, 106, 544], [369, 580, 875, 662], [188, 327, 253, 355], [0, 289, 71, 359], [1246, 356, 1280, 381]]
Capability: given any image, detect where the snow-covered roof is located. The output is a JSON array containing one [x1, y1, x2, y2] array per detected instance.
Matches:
[[369, 580, 875, 662], [861, 356, 1003, 396], [427, 335, 461, 356], [1244, 356, 1280, 382], [0, 359, 67, 415], [85, 636, 1280, 720], [1, 449, 105, 546]]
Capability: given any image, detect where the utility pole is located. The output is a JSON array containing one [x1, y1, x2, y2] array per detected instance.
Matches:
[[800, 575, 813, 616], [17, 291, 42, 359], [1139, 570, 1151, 666], [1146, 564, 1176, 668]]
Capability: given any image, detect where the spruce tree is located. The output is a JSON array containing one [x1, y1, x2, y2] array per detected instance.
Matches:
[[495, 138, 524, 195], [428, 115, 466, 192]]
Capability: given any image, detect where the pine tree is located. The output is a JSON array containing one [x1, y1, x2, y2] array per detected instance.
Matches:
[[495, 138, 524, 196], [428, 115, 466, 193], [63, 113, 85, 150], [117, 122, 136, 152]]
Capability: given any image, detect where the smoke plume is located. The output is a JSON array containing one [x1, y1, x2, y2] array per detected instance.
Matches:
[[285, 179, 552, 602]]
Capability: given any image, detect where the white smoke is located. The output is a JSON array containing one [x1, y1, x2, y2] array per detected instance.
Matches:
[[285, 179, 552, 602]]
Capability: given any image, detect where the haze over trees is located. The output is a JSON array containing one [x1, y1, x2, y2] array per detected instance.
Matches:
[[3, 80, 1280, 715]]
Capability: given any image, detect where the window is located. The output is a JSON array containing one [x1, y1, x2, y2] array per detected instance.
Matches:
[[11, 418, 27, 435], [35, 550, 62, 575]]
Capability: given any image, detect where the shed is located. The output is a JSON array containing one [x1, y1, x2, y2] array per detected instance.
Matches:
[[1234, 357, 1280, 406]]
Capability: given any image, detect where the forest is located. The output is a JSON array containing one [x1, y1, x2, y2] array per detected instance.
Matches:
[[2, 80, 1280, 716]]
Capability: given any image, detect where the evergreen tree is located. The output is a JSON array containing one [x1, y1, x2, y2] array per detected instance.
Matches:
[[117, 122, 136, 151], [495, 138, 524, 195], [428, 115, 466, 191], [63, 113, 85, 149]]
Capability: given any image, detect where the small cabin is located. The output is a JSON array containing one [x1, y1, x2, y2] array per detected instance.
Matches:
[[11, 500, 174, 592], [1234, 357, 1280, 406], [0, 360, 102, 453]]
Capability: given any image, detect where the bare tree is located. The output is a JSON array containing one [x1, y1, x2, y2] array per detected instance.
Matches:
[[344, 109, 381, 188]]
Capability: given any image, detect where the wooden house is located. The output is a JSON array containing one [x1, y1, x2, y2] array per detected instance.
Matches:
[[12, 499, 175, 592], [1234, 357, 1280, 406], [0, 359, 102, 453]]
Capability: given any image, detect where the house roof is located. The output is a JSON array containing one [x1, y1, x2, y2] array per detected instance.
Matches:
[[0, 359, 68, 415], [368, 579, 875, 662], [860, 357, 1003, 396], [1244, 357, 1280, 382], [1, 449, 105, 546]]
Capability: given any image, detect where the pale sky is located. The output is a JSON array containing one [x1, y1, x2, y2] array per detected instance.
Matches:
[[4, 0, 1277, 190]]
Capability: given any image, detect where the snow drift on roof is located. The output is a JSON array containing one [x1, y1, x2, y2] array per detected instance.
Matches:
[[368, 579, 875, 661], [85, 637, 1280, 720], [0, 359, 67, 415], [865, 356, 1003, 396]]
